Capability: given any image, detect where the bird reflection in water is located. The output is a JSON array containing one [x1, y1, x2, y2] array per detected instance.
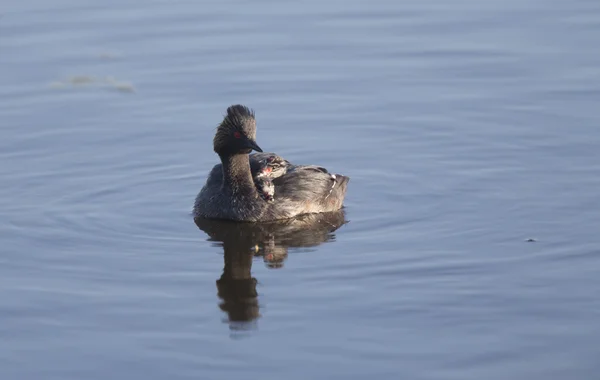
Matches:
[[194, 210, 348, 331]]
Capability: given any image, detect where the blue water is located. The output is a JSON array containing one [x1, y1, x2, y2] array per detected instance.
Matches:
[[2, 0, 600, 379]]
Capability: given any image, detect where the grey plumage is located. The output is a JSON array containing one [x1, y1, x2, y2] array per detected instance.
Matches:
[[194, 105, 349, 222], [254, 176, 275, 202]]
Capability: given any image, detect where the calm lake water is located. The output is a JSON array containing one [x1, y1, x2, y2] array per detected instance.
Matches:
[[2, 0, 600, 379]]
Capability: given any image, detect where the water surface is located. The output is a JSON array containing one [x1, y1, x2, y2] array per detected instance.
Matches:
[[1, 0, 600, 379]]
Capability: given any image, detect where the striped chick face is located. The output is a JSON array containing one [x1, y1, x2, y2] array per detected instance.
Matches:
[[254, 177, 275, 202], [255, 165, 273, 179]]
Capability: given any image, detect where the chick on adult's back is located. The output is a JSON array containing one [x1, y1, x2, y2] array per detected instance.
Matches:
[[193, 105, 349, 222]]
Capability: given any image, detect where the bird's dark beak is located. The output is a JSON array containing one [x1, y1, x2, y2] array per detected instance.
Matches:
[[246, 139, 263, 153]]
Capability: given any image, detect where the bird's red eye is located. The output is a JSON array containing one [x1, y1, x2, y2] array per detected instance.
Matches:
[[233, 131, 242, 139]]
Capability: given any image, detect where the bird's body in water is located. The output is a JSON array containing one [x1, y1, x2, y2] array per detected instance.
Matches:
[[193, 105, 349, 222]]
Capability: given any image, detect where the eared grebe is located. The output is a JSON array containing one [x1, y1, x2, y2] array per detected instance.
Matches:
[[193, 105, 349, 222]]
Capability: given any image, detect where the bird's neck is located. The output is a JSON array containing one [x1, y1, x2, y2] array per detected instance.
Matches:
[[220, 153, 258, 195]]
